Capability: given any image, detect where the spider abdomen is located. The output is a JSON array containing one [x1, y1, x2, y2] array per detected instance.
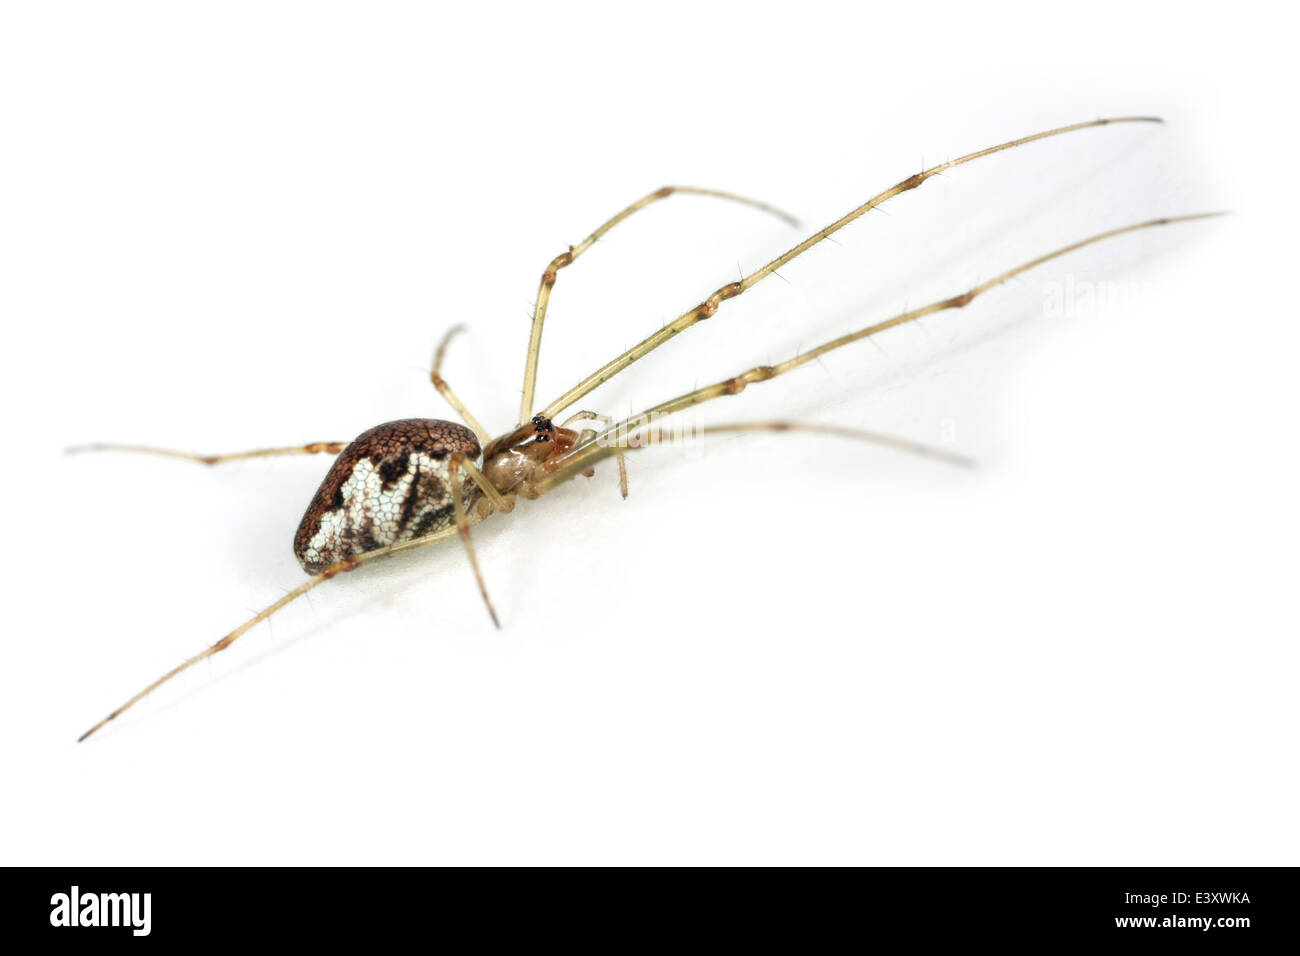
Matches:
[[293, 419, 481, 574]]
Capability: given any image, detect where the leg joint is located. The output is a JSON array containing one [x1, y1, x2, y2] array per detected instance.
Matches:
[[322, 555, 361, 579]]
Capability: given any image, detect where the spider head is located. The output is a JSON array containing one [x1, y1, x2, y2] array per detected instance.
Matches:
[[481, 415, 580, 498]]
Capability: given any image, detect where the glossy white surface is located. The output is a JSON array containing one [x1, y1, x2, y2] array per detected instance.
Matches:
[[3, 1, 1291, 865]]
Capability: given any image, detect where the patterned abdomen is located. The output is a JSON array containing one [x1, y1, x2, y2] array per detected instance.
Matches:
[[293, 419, 481, 573]]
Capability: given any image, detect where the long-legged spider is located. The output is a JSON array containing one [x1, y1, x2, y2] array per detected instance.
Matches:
[[72, 116, 1217, 741]]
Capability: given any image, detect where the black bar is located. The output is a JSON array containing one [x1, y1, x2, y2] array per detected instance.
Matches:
[[12, 866, 1297, 945]]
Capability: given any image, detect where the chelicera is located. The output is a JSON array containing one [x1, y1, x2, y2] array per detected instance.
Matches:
[[71, 116, 1217, 740]]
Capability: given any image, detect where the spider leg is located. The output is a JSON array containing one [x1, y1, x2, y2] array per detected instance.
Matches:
[[518, 186, 800, 426], [77, 523, 467, 742], [431, 325, 491, 443], [448, 453, 503, 628], [560, 410, 629, 498], [534, 213, 1222, 492], [65, 441, 348, 465], [627, 421, 973, 467], [537, 116, 1165, 422], [538, 421, 970, 493]]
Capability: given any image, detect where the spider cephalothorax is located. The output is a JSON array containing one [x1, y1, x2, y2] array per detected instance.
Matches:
[[480, 415, 580, 499]]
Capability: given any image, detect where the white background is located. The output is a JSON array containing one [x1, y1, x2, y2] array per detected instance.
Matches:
[[2, 2, 1295, 865]]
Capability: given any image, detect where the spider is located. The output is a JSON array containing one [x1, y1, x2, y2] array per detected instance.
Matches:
[[71, 116, 1216, 741]]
